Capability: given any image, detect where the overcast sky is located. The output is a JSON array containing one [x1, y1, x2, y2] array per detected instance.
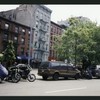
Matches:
[[0, 5, 100, 25]]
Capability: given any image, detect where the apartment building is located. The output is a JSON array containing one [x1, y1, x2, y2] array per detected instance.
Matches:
[[0, 5, 52, 63], [0, 16, 34, 60], [49, 21, 63, 61]]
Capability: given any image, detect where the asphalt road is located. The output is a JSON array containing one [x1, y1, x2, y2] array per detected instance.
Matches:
[[0, 69, 100, 96]]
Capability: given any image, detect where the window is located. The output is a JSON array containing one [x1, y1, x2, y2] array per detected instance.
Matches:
[[26, 52, 28, 56], [58, 30, 60, 34], [38, 43, 40, 49], [51, 62, 60, 67], [22, 29, 25, 32], [43, 23, 46, 30], [46, 35, 49, 41], [67, 66, 74, 70], [5, 23, 9, 29], [15, 27, 19, 33], [22, 29, 25, 35], [51, 36, 52, 40], [21, 38, 25, 44], [47, 25, 49, 31], [36, 21, 39, 28], [34, 53, 38, 59], [60, 63, 67, 67], [46, 44, 48, 50], [21, 47, 24, 55], [28, 31, 30, 35], [34, 41, 37, 48], [42, 44, 44, 50], [3, 33, 8, 40], [36, 10, 39, 18], [59, 63, 68, 69], [44, 15, 46, 21], [40, 13, 43, 19], [14, 36, 18, 42], [47, 16, 50, 22], [40, 62, 49, 68], [35, 33, 37, 37], [51, 26, 53, 32], [28, 39, 30, 45], [54, 37, 55, 41]]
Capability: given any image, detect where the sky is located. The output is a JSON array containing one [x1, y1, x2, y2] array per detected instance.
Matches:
[[0, 5, 100, 25]]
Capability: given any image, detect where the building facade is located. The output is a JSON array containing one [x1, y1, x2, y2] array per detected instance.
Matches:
[[0, 5, 52, 63], [0, 16, 33, 60], [49, 21, 63, 61]]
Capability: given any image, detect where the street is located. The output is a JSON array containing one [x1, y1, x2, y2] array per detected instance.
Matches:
[[0, 69, 100, 96]]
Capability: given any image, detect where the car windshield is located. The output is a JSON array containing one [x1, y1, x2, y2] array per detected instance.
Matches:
[[60, 63, 67, 66], [39, 62, 49, 68], [51, 62, 60, 67]]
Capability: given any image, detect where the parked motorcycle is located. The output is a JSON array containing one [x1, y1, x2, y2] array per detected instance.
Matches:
[[16, 64, 36, 82], [7, 66, 21, 83]]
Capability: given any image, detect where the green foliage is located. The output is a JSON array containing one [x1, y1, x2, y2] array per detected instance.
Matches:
[[2, 40, 16, 68], [54, 16, 100, 65], [0, 53, 3, 62]]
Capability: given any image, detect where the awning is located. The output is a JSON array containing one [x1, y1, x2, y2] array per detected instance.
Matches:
[[17, 56, 21, 59], [17, 55, 31, 60]]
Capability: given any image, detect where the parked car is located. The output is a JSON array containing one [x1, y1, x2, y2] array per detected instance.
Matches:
[[81, 68, 92, 79], [93, 65, 100, 78], [38, 61, 81, 80]]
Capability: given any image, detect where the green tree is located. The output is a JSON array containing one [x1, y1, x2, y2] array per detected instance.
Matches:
[[54, 17, 98, 65], [53, 34, 65, 61], [0, 53, 3, 62], [92, 26, 100, 64], [3, 40, 16, 69]]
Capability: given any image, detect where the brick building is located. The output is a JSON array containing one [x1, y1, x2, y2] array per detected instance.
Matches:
[[49, 21, 63, 61], [0, 16, 34, 61], [0, 5, 52, 63]]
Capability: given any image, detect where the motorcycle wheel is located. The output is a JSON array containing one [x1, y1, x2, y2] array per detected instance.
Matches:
[[12, 73, 21, 83], [27, 74, 36, 82], [0, 77, 2, 83]]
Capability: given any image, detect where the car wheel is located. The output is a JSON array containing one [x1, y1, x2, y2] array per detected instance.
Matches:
[[86, 73, 92, 79], [12, 73, 21, 83], [88, 75, 92, 79], [53, 73, 59, 80], [0, 77, 2, 83], [75, 73, 80, 80], [97, 76, 100, 79], [42, 76, 48, 80]]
